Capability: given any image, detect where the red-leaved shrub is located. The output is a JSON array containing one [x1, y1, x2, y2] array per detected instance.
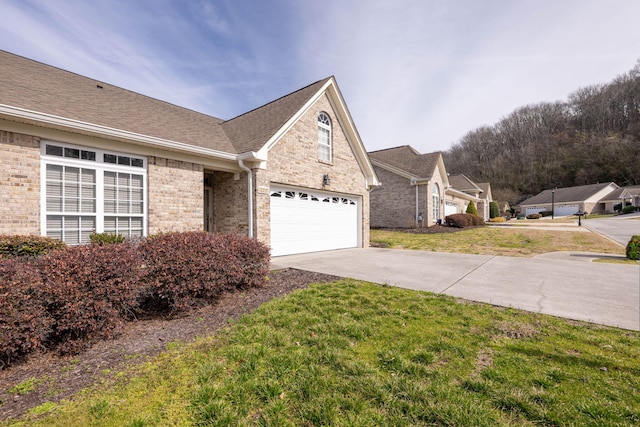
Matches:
[[444, 213, 485, 228], [0, 258, 52, 366], [139, 232, 269, 312], [38, 243, 142, 354]]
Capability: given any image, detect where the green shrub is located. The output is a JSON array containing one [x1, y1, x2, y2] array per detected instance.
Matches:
[[627, 235, 640, 260], [0, 235, 66, 259], [90, 232, 126, 245], [540, 211, 554, 217], [622, 205, 635, 214], [465, 201, 478, 215], [526, 213, 542, 219], [444, 213, 485, 228], [489, 201, 500, 219]]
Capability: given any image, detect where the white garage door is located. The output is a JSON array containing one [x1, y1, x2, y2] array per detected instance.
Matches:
[[445, 202, 458, 216], [555, 205, 580, 216], [270, 186, 359, 256]]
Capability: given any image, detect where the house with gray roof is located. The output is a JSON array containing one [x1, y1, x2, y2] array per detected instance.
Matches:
[[368, 146, 494, 227], [518, 182, 619, 216], [445, 174, 493, 221], [0, 50, 379, 256], [598, 186, 640, 212], [368, 146, 449, 228]]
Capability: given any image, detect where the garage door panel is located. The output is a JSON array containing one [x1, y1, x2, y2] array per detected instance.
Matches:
[[270, 187, 358, 256]]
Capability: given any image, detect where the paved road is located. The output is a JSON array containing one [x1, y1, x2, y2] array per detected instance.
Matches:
[[584, 212, 640, 245], [272, 248, 640, 331]]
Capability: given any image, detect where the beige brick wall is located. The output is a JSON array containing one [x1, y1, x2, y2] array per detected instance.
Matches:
[[0, 131, 41, 235], [371, 166, 446, 228], [147, 156, 203, 234], [212, 170, 249, 235], [370, 167, 416, 228], [260, 93, 370, 247]]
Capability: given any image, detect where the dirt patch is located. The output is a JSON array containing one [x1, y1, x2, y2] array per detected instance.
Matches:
[[493, 320, 542, 340], [0, 268, 340, 421]]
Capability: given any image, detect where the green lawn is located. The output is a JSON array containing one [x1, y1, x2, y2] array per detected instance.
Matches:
[[371, 227, 624, 257], [8, 280, 639, 426]]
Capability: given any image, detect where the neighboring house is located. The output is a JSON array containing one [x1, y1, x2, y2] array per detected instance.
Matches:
[[0, 50, 379, 256], [518, 182, 619, 216], [598, 186, 640, 212], [368, 146, 449, 228], [446, 174, 493, 221]]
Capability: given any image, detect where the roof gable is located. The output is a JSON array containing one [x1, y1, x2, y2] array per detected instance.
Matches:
[[368, 146, 443, 179], [600, 185, 640, 201], [448, 174, 483, 193], [221, 78, 331, 154]]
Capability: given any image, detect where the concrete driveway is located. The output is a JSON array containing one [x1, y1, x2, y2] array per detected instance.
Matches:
[[272, 248, 640, 331], [584, 212, 640, 245]]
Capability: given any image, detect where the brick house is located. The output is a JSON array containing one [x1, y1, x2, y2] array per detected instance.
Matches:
[[368, 146, 449, 228], [368, 146, 494, 227], [0, 50, 379, 256], [446, 174, 493, 221]]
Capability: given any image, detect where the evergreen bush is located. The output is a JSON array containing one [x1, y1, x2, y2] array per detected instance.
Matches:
[[489, 201, 500, 219], [627, 235, 640, 260], [89, 232, 126, 245], [0, 235, 66, 259], [466, 201, 478, 215]]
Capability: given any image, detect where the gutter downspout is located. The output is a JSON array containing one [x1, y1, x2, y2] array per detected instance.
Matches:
[[238, 159, 254, 238]]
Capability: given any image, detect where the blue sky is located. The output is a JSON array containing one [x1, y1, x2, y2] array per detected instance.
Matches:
[[1, 0, 639, 154]]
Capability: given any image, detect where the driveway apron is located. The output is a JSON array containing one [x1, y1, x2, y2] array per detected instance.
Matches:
[[584, 213, 640, 246], [272, 248, 640, 331]]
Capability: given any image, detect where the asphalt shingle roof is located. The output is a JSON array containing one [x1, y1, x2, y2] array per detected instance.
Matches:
[[448, 174, 482, 193], [600, 185, 640, 201], [368, 145, 441, 178], [221, 78, 331, 153], [520, 183, 616, 205], [0, 50, 331, 156]]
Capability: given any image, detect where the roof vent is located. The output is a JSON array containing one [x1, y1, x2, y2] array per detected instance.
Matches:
[[96, 84, 103, 89]]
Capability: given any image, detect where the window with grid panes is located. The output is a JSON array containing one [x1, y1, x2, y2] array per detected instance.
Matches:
[[42, 142, 146, 244], [317, 112, 332, 162]]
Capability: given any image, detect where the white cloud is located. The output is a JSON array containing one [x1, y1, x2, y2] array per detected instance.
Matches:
[[1, 0, 639, 155]]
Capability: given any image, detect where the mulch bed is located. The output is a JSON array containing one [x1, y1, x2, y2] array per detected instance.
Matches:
[[0, 268, 340, 421]]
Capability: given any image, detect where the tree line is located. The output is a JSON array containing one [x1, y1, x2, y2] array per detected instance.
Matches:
[[443, 60, 640, 204]]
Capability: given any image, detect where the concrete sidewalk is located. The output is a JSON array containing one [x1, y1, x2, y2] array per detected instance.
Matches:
[[272, 248, 640, 331]]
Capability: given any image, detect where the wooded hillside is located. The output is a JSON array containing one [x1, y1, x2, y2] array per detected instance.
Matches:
[[444, 61, 640, 204]]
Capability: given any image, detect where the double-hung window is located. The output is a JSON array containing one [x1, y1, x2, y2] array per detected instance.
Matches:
[[41, 142, 147, 244], [317, 112, 332, 162]]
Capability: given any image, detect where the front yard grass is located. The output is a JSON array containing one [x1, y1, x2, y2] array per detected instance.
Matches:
[[9, 280, 640, 426], [371, 227, 624, 257]]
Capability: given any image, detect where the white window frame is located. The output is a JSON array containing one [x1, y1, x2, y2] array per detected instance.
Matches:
[[40, 141, 147, 244], [432, 183, 440, 221], [317, 112, 332, 162]]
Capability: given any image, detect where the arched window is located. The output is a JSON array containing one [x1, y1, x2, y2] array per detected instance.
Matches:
[[317, 112, 332, 162], [432, 183, 440, 221]]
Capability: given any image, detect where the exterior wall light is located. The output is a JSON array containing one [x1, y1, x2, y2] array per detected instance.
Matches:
[[323, 174, 330, 186]]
